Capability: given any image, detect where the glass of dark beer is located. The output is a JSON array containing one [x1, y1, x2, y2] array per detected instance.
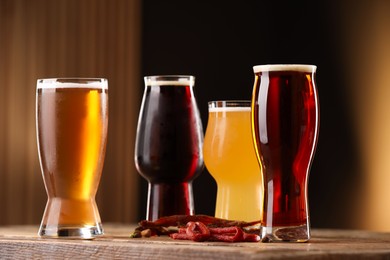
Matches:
[[135, 75, 204, 221], [251, 65, 319, 242], [36, 78, 108, 239]]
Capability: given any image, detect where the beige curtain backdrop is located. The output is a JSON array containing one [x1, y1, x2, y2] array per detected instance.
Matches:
[[0, 0, 141, 225]]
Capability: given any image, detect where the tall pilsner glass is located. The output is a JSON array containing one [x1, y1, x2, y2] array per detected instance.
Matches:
[[251, 65, 319, 242], [135, 75, 204, 221], [36, 78, 108, 239]]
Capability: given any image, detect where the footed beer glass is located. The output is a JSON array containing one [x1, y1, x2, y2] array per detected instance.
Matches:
[[36, 78, 108, 239], [251, 65, 319, 242], [135, 75, 204, 221]]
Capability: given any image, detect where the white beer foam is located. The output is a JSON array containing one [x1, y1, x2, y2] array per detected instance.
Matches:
[[145, 79, 194, 86], [209, 107, 251, 113], [37, 79, 108, 89], [253, 64, 317, 73]]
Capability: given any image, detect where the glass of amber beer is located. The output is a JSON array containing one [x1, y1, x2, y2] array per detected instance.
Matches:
[[203, 101, 263, 222], [135, 75, 204, 221], [251, 65, 319, 242], [36, 78, 108, 239]]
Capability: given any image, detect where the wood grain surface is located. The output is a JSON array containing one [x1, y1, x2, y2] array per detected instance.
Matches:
[[1, 225, 390, 259]]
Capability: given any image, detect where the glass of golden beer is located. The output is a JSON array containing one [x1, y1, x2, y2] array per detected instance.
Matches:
[[203, 100, 263, 222], [36, 78, 108, 239]]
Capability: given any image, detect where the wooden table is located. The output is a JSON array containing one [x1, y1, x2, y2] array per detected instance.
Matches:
[[1, 225, 390, 259]]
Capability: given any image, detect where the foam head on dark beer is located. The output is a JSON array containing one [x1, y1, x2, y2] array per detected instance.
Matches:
[[144, 76, 195, 87]]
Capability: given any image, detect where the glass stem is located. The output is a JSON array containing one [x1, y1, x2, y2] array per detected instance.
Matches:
[[147, 182, 194, 221]]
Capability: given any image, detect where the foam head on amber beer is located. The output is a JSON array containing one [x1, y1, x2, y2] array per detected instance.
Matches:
[[208, 106, 251, 113], [208, 101, 251, 113], [37, 78, 108, 89], [253, 64, 317, 73]]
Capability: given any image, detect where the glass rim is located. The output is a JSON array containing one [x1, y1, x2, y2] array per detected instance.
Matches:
[[208, 100, 251, 108], [37, 78, 108, 89], [144, 75, 195, 87], [253, 64, 317, 73]]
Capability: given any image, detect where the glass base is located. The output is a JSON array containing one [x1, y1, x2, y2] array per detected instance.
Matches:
[[39, 223, 103, 239], [260, 224, 310, 242]]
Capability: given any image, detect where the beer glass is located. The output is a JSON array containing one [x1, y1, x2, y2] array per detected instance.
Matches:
[[36, 78, 108, 239], [251, 65, 319, 242], [135, 75, 204, 221], [203, 101, 263, 222]]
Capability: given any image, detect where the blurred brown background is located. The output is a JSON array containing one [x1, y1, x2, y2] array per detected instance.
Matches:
[[0, 0, 141, 225], [1, 0, 390, 231]]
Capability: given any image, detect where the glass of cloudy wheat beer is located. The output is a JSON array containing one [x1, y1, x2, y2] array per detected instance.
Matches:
[[36, 78, 108, 239], [251, 65, 319, 242], [203, 101, 263, 222], [135, 75, 204, 221]]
